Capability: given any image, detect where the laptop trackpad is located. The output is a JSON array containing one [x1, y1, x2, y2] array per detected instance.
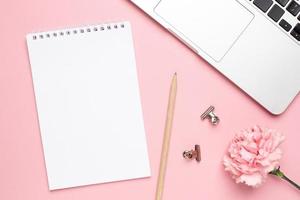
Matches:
[[155, 0, 254, 61]]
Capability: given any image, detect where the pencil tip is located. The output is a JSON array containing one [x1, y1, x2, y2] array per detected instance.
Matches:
[[174, 72, 177, 75]]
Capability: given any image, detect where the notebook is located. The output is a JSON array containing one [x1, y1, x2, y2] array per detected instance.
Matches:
[[26, 21, 151, 190]]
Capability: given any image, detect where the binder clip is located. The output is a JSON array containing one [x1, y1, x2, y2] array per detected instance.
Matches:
[[183, 144, 201, 162], [201, 106, 220, 125]]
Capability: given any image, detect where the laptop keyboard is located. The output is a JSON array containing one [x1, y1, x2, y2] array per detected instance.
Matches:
[[251, 0, 300, 42]]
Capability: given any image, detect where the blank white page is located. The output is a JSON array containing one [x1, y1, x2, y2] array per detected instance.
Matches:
[[26, 21, 150, 190]]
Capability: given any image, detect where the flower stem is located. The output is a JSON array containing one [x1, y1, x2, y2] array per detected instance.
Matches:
[[270, 167, 300, 190]]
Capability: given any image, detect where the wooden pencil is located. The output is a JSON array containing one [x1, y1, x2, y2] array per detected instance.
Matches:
[[155, 73, 177, 200]]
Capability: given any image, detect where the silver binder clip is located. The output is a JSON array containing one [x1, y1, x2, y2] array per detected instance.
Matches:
[[201, 106, 219, 125]]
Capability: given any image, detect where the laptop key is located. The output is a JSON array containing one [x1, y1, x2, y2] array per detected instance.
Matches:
[[294, 23, 300, 32], [291, 30, 300, 40], [276, 0, 290, 7], [291, 23, 300, 41], [279, 19, 292, 31], [268, 4, 285, 22], [287, 1, 300, 16], [254, 0, 274, 12]]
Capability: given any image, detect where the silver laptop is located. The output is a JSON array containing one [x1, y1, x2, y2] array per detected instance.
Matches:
[[130, 0, 300, 115]]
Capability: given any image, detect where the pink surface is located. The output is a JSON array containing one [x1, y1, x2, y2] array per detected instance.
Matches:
[[0, 0, 299, 199]]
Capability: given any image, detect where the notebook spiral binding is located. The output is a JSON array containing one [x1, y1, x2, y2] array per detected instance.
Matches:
[[31, 22, 126, 40]]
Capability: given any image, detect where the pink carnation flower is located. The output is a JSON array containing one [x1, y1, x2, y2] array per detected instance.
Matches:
[[223, 125, 285, 187]]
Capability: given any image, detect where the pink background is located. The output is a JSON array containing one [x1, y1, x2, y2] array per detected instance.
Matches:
[[0, 0, 299, 199]]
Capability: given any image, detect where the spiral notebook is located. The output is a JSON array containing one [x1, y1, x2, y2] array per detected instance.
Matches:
[[26, 21, 150, 190]]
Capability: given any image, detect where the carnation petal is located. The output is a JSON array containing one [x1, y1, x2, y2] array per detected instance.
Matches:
[[237, 173, 264, 187], [240, 147, 255, 162]]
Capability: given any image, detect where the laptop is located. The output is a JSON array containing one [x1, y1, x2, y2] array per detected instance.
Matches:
[[129, 0, 300, 115]]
